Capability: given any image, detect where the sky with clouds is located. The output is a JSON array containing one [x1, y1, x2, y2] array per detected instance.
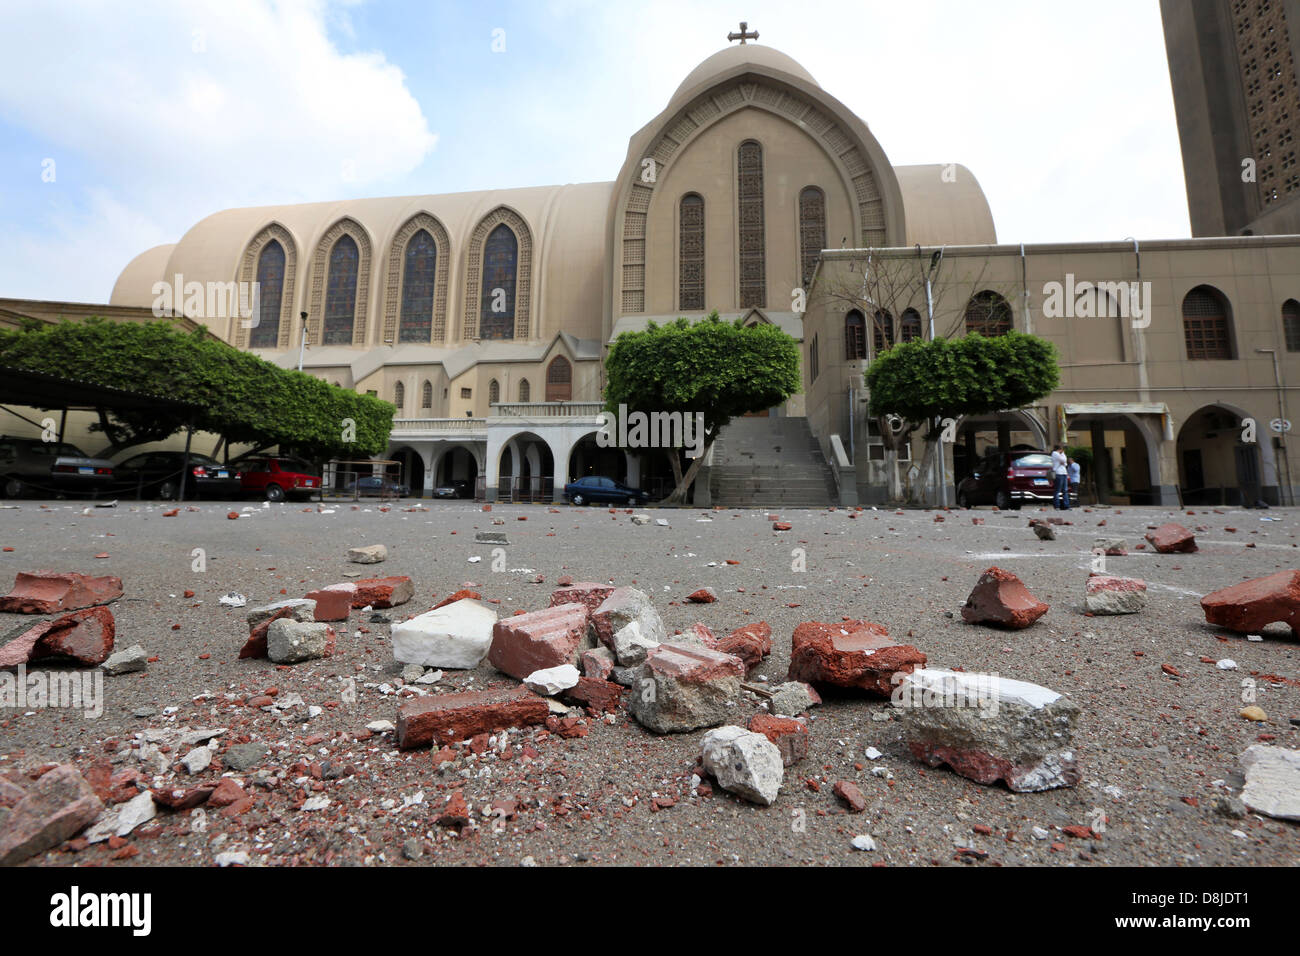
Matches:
[[0, 0, 1190, 303]]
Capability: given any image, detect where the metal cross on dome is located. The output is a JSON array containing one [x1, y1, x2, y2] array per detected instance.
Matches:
[[728, 21, 758, 44]]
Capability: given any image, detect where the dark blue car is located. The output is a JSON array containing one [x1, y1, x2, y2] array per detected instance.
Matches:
[[563, 475, 650, 506]]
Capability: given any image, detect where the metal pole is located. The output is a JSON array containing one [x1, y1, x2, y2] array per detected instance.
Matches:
[[297, 312, 309, 372], [178, 418, 194, 504]]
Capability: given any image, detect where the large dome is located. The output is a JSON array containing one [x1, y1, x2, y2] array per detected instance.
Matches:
[[670, 44, 819, 105]]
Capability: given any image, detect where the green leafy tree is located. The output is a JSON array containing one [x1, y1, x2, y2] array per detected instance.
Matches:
[[866, 331, 1060, 503], [0, 319, 393, 460], [604, 312, 802, 503]]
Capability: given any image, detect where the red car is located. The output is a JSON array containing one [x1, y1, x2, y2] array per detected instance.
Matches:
[[956, 450, 1074, 510], [234, 455, 321, 502]]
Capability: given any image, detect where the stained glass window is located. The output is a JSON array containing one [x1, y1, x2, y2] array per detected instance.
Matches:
[[737, 141, 766, 308], [1183, 286, 1234, 359], [546, 356, 572, 402], [964, 291, 1013, 337], [798, 187, 826, 289], [480, 224, 517, 340], [399, 229, 436, 343], [249, 240, 284, 349], [518, 378, 530, 402], [323, 234, 359, 345], [679, 194, 705, 310]]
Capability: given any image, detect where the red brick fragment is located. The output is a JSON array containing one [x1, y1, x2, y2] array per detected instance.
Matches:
[[0, 571, 123, 615]]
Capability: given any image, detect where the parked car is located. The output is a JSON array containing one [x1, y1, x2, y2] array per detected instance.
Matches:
[[231, 455, 322, 502], [563, 475, 651, 506], [112, 451, 242, 500], [0, 435, 115, 498], [956, 450, 1075, 510], [346, 475, 409, 498], [433, 480, 472, 499]]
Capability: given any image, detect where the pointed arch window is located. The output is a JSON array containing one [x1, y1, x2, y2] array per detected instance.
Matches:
[[845, 310, 867, 359], [798, 186, 826, 289], [421, 380, 433, 409], [737, 140, 766, 308], [394, 381, 405, 411], [323, 234, 360, 345], [900, 308, 923, 343], [1182, 285, 1234, 359], [964, 291, 1013, 337], [546, 356, 572, 402], [249, 240, 285, 349], [489, 379, 500, 404], [518, 378, 530, 402], [871, 310, 895, 354], [1283, 299, 1300, 352], [398, 229, 437, 343], [480, 224, 518, 341], [679, 194, 705, 310]]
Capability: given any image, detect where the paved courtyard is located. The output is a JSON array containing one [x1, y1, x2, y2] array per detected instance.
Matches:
[[1, 498, 1297, 866]]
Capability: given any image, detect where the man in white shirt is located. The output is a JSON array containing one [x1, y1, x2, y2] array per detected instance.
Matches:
[[1068, 457, 1081, 506], [1051, 445, 1069, 510]]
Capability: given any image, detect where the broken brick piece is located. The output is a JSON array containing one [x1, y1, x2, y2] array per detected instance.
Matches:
[[432, 588, 482, 610], [548, 582, 616, 616], [1145, 523, 1197, 554], [488, 602, 591, 680], [833, 779, 867, 812], [747, 713, 809, 766], [787, 620, 925, 695], [561, 676, 627, 714], [396, 684, 548, 750], [1201, 570, 1300, 638], [0, 571, 123, 615], [351, 576, 413, 609], [305, 584, 354, 622], [716, 621, 772, 671], [960, 567, 1049, 629]]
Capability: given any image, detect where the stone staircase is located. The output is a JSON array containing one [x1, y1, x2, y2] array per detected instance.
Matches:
[[708, 416, 837, 507]]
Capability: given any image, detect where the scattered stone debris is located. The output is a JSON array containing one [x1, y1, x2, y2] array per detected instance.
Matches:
[[700, 726, 784, 805], [961, 567, 1049, 629], [715, 621, 772, 671], [266, 619, 336, 664], [475, 531, 509, 545], [392, 599, 497, 669], [592, 587, 667, 665], [1200, 570, 1300, 638], [347, 543, 388, 564], [767, 681, 821, 716], [101, 643, 148, 676], [0, 764, 103, 866], [686, 587, 718, 604], [1239, 745, 1300, 821], [747, 713, 809, 766], [850, 834, 877, 851], [1030, 521, 1056, 541], [895, 668, 1080, 792], [628, 643, 745, 733], [524, 663, 581, 696], [1093, 537, 1128, 556], [833, 779, 867, 812], [351, 576, 413, 609], [1, 606, 116, 669], [1085, 576, 1147, 615]]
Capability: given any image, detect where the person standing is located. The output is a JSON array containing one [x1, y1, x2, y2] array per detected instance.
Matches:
[[1051, 445, 1069, 510], [1068, 456, 1081, 507]]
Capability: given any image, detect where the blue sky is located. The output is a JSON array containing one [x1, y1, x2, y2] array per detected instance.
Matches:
[[0, 0, 1189, 303]]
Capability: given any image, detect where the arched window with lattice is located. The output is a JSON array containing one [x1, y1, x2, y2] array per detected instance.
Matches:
[[1283, 299, 1300, 352], [871, 310, 895, 354], [489, 379, 500, 405], [547, 356, 572, 402], [845, 310, 866, 359], [249, 240, 285, 349], [480, 224, 518, 341], [1182, 285, 1235, 359], [964, 291, 1013, 337], [679, 194, 705, 311], [737, 140, 766, 308], [394, 381, 405, 411], [398, 229, 437, 343], [323, 234, 360, 345], [421, 380, 433, 409], [798, 186, 826, 289], [518, 378, 530, 402], [900, 308, 923, 343]]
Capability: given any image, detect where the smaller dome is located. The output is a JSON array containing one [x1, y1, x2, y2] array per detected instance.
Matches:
[[671, 45, 819, 106]]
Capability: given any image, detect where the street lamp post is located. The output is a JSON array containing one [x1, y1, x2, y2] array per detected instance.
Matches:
[[297, 311, 309, 372]]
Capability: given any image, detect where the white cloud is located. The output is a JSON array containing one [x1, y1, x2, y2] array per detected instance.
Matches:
[[0, 0, 437, 300]]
